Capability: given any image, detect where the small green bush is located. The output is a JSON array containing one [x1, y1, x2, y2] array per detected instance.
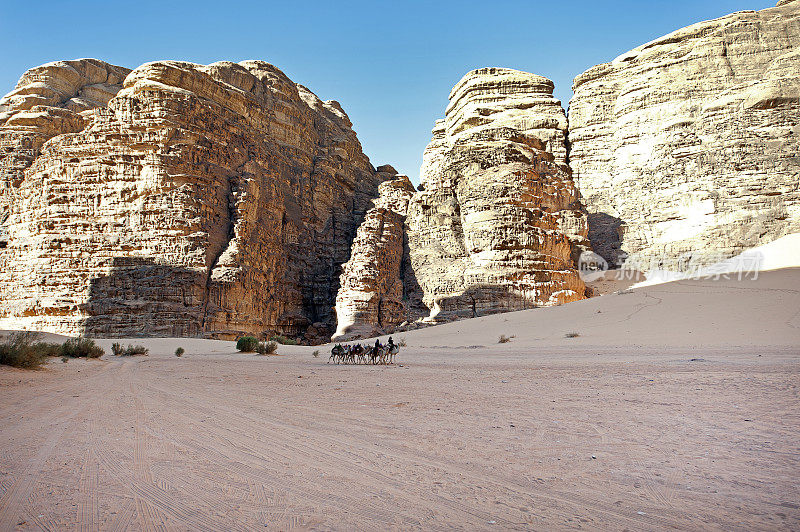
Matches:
[[237, 336, 259, 352], [269, 335, 298, 345], [312, 349, 320, 358], [111, 342, 124, 356], [175, 347, 185, 357], [0, 332, 59, 369], [255, 341, 278, 355], [60, 337, 104, 358]]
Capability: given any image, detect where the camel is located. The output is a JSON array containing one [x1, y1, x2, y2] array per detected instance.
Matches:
[[329, 343, 399, 365]]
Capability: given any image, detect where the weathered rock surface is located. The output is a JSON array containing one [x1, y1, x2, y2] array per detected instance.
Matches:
[[332, 169, 417, 340], [569, 1, 800, 269], [0, 59, 132, 224], [0, 59, 386, 339], [407, 68, 589, 322]]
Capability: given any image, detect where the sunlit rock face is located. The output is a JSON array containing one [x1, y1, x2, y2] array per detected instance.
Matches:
[[332, 170, 418, 341], [569, 0, 800, 269], [0, 59, 132, 224], [0, 59, 386, 339], [407, 68, 590, 323]]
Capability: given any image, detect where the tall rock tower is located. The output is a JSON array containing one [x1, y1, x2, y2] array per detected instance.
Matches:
[[405, 68, 591, 323]]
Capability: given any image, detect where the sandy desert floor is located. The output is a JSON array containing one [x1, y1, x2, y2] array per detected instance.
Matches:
[[0, 269, 799, 530]]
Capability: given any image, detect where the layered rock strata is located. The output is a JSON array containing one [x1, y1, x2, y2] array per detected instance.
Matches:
[[0, 59, 386, 339], [569, 0, 800, 269], [332, 169, 418, 340], [0, 59, 132, 225], [407, 68, 590, 322]]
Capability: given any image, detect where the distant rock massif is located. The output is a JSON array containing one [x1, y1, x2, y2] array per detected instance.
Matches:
[[0, 1, 797, 341]]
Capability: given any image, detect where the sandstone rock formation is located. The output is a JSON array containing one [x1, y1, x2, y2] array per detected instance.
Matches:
[[0, 59, 132, 227], [406, 68, 590, 322], [332, 169, 418, 340], [569, 0, 800, 269], [0, 59, 387, 339], [4, 1, 797, 342]]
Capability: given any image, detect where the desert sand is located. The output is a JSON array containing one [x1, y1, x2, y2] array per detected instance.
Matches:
[[1, 269, 799, 530]]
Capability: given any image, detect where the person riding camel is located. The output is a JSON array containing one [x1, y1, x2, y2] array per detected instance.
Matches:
[[374, 338, 381, 351], [388, 336, 394, 347]]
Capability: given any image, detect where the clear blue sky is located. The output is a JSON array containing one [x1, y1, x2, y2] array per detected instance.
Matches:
[[0, 0, 775, 183]]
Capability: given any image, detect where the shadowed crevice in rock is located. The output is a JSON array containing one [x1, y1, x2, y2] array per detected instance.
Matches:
[[587, 213, 628, 268]]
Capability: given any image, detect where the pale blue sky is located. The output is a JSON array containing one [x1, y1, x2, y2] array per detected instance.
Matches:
[[0, 0, 775, 183]]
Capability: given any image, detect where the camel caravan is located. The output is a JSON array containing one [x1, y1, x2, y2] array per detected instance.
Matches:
[[329, 337, 400, 365]]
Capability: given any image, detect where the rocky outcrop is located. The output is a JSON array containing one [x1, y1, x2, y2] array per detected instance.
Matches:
[[0, 59, 386, 339], [407, 68, 590, 322], [569, 1, 800, 269], [332, 169, 418, 340], [0, 59, 132, 225]]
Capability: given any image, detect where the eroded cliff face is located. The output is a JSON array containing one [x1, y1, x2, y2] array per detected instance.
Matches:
[[332, 169, 418, 340], [569, 0, 800, 269], [406, 68, 590, 322], [0, 59, 132, 226], [0, 59, 386, 339]]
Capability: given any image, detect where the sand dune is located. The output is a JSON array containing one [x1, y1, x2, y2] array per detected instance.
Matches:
[[0, 269, 798, 530]]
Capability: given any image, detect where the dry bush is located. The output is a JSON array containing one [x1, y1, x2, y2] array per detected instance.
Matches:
[[256, 341, 278, 355], [0, 332, 60, 369], [175, 347, 185, 357], [112, 343, 149, 356], [564, 332, 580, 338], [60, 337, 104, 359], [312, 349, 320, 358], [498, 335, 511, 344]]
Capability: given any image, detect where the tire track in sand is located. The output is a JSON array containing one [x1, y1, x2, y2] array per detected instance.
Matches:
[[141, 379, 542, 528], [172, 382, 684, 530], [86, 360, 244, 532], [0, 361, 118, 530]]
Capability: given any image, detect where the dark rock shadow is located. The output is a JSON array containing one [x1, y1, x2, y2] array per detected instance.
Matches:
[[430, 284, 540, 322], [587, 212, 628, 268], [85, 257, 206, 338]]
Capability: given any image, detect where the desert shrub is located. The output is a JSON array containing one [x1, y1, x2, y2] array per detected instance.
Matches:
[[60, 337, 104, 359], [124, 345, 148, 356], [565, 332, 580, 338], [237, 336, 259, 352], [312, 349, 320, 358], [255, 341, 278, 355], [498, 335, 511, 344], [0, 331, 59, 369], [175, 347, 185, 357], [110, 343, 148, 356], [396, 338, 407, 347], [61, 357, 69, 363], [269, 335, 298, 345]]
